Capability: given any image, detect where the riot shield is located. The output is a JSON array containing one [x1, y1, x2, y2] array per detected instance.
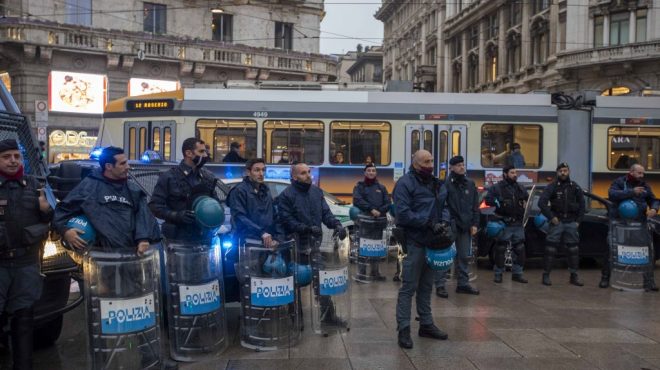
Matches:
[[309, 234, 351, 336], [355, 215, 388, 283], [164, 237, 228, 361], [239, 239, 300, 350], [610, 220, 654, 291], [83, 247, 162, 370]]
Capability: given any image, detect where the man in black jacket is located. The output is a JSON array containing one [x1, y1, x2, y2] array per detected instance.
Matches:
[[537, 162, 585, 287], [0, 139, 52, 370], [54, 146, 161, 253], [485, 166, 529, 283], [393, 150, 450, 349], [602, 164, 659, 291], [149, 138, 220, 242], [352, 163, 391, 281], [435, 156, 480, 297], [227, 158, 279, 247], [222, 141, 247, 163]]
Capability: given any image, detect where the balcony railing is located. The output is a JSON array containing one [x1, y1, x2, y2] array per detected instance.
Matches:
[[556, 40, 660, 70], [0, 18, 336, 77]]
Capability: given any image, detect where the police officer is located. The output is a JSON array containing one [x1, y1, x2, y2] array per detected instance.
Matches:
[[53, 146, 160, 253], [0, 139, 52, 370], [538, 162, 585, 287], [602, 164, 659, 291], [149, 138, 220, 241], [352, 163, 391, 281], [276, 162, 348, 325], [485, 165, 529, 284], [435, 155, 480, 297], [227, 158, 279, 247], [394, 150, 449, 349]]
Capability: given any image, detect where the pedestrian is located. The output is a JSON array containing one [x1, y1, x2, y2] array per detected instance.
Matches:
[[352, 163, 391, 281], [393, 150, 450, 349], [227, 158, 279, 248], [149, 138, 220, 242], [508, 143, 526, 168], [485, 165, 529, 283], [223, 141, 247, 163], [0, 139, 52, 370], [276, 162, 348, 326], [601, 164, 659, 291], [435, 155, 480, 297], [537, 162, 585, 286]]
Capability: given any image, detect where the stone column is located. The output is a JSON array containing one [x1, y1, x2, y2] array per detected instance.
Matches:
[[521, 0, 531, 67], [461, 30, 468, 90], [498, 6, 507, 77], [444, 42, 452, 92], [549, 0, 559, 56], [478, 19, 486, 85], [603, 13, 610, 47], [437, 7, 446, 91], [629, 10, 636, 43]]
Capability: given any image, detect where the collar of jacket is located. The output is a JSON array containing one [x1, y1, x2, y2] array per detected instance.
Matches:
[[179, 161, 201, 178], [244, 176, 267, 193]]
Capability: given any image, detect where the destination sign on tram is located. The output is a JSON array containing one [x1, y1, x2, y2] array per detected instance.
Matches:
[[126, 99, 174, 111]]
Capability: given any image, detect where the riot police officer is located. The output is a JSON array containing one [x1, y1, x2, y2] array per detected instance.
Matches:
[[0, 139, 52, 370], [435, 155, 480, 297], [352, 163, 391, 281], [538, 162, 585, 287], [276, 162, 348, 325], [485, 166, 529, 283], [393, 150, 450, 349], [227, 158, 279, 247], [602, 164, 659, 291], [149, 138, 220, 241], [53, 146, 160, 253]]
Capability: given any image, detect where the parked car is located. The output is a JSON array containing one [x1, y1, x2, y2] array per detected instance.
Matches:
[[475, 184, 616, 266]]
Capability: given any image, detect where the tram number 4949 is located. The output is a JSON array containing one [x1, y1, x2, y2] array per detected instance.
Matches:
[[253, 111, 269, 118]]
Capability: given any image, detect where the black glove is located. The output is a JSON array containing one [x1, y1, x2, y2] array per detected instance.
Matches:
[[172, 210, 196, 225], [310, 226, 323, 237], [335, 226, 347, 240], [432, 222, 449, 235]]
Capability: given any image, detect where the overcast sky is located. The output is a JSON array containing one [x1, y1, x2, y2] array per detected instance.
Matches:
[[320, 1, 384, 55]]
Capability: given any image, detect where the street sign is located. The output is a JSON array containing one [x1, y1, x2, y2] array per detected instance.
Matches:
[[37, 126, 47, 142], [35, 100, 48, 122]]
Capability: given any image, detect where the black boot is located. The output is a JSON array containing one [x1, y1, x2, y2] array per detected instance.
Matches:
[[570, 273, 584, 287], [512, 274, 528, 284], [418, 324, 448, 340], [599, 275, 610, 289], [11, 307, 34, 370], [644, 277, 659, 292], [542, 273, 552, 286], [436, 286, 448, 298], [398, 326, 413, 349], [494, 274, 503, 283]]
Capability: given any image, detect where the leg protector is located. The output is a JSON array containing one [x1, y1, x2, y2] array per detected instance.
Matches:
[[566, 244, 580, 272], [543, 244, 558, 274], [494, 243, 507, 270], [512, 242, 526, 268], [10, 307, 34, 370]]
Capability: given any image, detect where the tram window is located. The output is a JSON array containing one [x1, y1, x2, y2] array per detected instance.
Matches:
[[264, 120, 324, 164], [607, 126, 660, 171], [452, 131, 461, 157], [481, 124, 542, 168], [330, 121, 391, 165], [128, 127, 137, 160], [423, 130, 433, 152], [411, 130, 420, 153], [152, 128, 160, 152], [439, 131, 448, 163], [163, 127, 171, 161], [196, 119, 257, 163], [139, 127, 147, 156]]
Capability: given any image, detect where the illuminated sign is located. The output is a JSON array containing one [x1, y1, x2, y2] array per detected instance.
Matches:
[[126, 99, 175, 111], [49, 130, 97, 147], [49, 71, 107, 114], [128, 78, 178, 97]]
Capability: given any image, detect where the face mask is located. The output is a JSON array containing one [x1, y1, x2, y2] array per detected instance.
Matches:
[[193, 155, 208, 168], [419, 166, 433, 175]]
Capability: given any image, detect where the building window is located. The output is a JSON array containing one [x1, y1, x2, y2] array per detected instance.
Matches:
[[196, 119, 257, 163], [486, 46, 497, 82], [636, 9, 647, 42], [275, 22, 293, 50], [212, 13, 232, 42], [470, 26, 479, 49], [481, 124, 543, 168], [609, 12, 630, 46], [506, 32, 521, 74], [65, 0, 92, 26], [452, 62, 462, 92], [531, 20, 549, 64], [263, 120, 323, 164], [532, 0, 550, 15], [468, 54, 478, 88], [508, 0, 522, 28], [594, 16, 604, 47], [330, 121, 391, 165], [608, 126, 660, 171], [488, 13, 499, 40], [426, 47, 437, 66], [451, 36, 462, 59], [144, 2, 166, 34]]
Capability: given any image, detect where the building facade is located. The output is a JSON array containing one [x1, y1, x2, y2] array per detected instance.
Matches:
[[376, 0, 660, 95], [0, 0, 337, 162]]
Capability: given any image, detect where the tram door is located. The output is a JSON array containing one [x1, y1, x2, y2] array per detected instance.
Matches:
[[124, 120, 176, 161], [405, 124, 466, 180]]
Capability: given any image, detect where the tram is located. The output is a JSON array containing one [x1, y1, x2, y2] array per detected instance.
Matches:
[[101, 89, 567, 198]]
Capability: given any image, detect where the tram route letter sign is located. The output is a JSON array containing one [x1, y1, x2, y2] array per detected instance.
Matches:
[[126, 99, 174, 111]]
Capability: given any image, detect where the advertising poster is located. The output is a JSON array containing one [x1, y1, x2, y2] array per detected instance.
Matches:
[[129, 78, 178, 96], [49, 71, 107, 114]]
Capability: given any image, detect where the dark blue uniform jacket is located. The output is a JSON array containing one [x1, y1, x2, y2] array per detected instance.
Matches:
[[608, 175, 659, 221], [227, 176, 279, 241], [352, 180, 391, 215]]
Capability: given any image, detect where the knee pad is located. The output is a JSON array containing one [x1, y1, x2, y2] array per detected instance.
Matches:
[[566, 244, 579, 256], [494, 243, 506, 268], [544, 243, 558, 256]]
